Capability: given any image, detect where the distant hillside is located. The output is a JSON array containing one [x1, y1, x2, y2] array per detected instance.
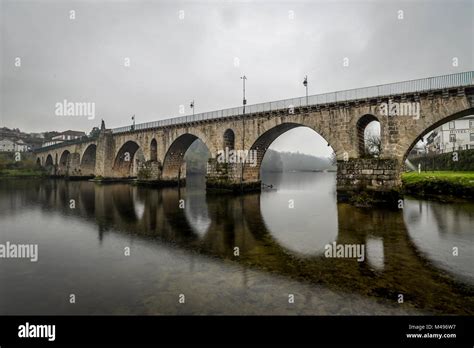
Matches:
[[0, 127, 48, 149], [184, 140, 335, 174], [262, 149, 335, 172]]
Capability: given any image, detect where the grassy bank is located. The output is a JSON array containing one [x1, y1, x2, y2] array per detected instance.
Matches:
[[0, 152, 46, 178], [0, 168, 46, 178], [402, 171, 474, 200]]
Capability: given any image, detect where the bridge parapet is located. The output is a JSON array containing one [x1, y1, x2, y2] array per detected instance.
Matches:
[[32, 72, 474, 204], [111, 71, 474, 134]]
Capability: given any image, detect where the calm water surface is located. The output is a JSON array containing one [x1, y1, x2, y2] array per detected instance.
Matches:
[[0, 172, 473, 315]]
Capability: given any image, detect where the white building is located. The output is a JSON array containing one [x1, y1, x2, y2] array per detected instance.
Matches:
[[15, 139, 29, 152], [52, 130, 86, 141], [0, 139, 15, 152], [0, 138, 30, 152], [42, 139, 65, 147], [427, 115, 474, 153], [42, 130, 86, 147]]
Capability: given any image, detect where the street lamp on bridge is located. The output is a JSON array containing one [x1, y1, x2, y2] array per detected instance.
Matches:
[[303, 75, 308, 106], [190, 100, 195, 116], [240, 75, 247, 188], [241, 75, 247, 115]]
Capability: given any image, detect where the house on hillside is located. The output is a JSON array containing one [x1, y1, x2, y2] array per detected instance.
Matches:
[[0, 138, 30, 152], [42, 130, 86, 147]]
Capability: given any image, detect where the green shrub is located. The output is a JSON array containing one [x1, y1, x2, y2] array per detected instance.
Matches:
[[408, 149, 474, 171]]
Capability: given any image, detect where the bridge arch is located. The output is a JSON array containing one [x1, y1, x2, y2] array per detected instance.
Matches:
[[223, 129, 235, 150], [356, 114, 380, 158], [113, 140, 144, 178], [44, 154, 54, 175], [45, 154, 53, 167], [150, 138, 158, 162], [402, 107, 474, 161], [80, 144, 97, 176], [162, 133, 210, 180], [58, 150, 71, 175], [242, 122, 335, 182]]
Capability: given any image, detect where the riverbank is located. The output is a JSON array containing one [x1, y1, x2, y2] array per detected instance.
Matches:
[[402, 171, 474, 201], [0, 153, 46, 178], [0, 168, 46, 178]]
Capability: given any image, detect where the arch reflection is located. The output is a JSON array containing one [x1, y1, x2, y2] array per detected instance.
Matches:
[[403, 198, 474, 285], [0, 175, 472, 314]]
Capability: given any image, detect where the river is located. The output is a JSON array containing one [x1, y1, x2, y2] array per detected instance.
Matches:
[[0, 172, 473, 315]]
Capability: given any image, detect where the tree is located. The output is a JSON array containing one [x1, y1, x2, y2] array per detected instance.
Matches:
[[365, 135, 381, 157], [89, 127, 100, 138], [261, 149, 283, 172]]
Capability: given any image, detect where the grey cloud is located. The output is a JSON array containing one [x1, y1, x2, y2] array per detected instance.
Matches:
[[0, 0, 472, 156]]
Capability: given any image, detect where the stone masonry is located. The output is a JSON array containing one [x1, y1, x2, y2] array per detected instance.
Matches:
[[34, 82, 474, 202]]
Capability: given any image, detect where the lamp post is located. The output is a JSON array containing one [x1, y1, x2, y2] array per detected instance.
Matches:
[[303, 75, 308, 106], [190, 100, 194, 116], [131, 115, 135, 131], [240, 75, 247, 189], [241, 75, 247, 114]]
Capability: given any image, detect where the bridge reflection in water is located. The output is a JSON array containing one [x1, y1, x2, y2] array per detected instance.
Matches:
[[0, 173, 473, 315]]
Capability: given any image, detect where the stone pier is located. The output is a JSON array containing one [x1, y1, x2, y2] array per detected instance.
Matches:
[[206, 159, 261, 192], [336, 158, 402, 205]]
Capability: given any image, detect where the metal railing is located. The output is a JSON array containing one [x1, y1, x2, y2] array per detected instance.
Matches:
[[109, 70, 472, 134], [34, 135, 98, 152]]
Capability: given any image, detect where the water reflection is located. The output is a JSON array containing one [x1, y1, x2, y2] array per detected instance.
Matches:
[[184, 178, 211, 238], [0, 173, 473, 315], [403, 198, 474, 285], [366, 237, 385, 272], [260, 172, 338, 256]]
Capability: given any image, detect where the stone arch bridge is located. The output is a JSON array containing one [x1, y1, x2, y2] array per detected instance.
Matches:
[[34, 71, 474, 202]]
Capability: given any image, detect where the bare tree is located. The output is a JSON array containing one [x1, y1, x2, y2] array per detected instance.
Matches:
[[365, 135, 381, 157]]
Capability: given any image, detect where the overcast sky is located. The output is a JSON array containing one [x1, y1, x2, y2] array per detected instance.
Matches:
[[1, 0, 473, 156]]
